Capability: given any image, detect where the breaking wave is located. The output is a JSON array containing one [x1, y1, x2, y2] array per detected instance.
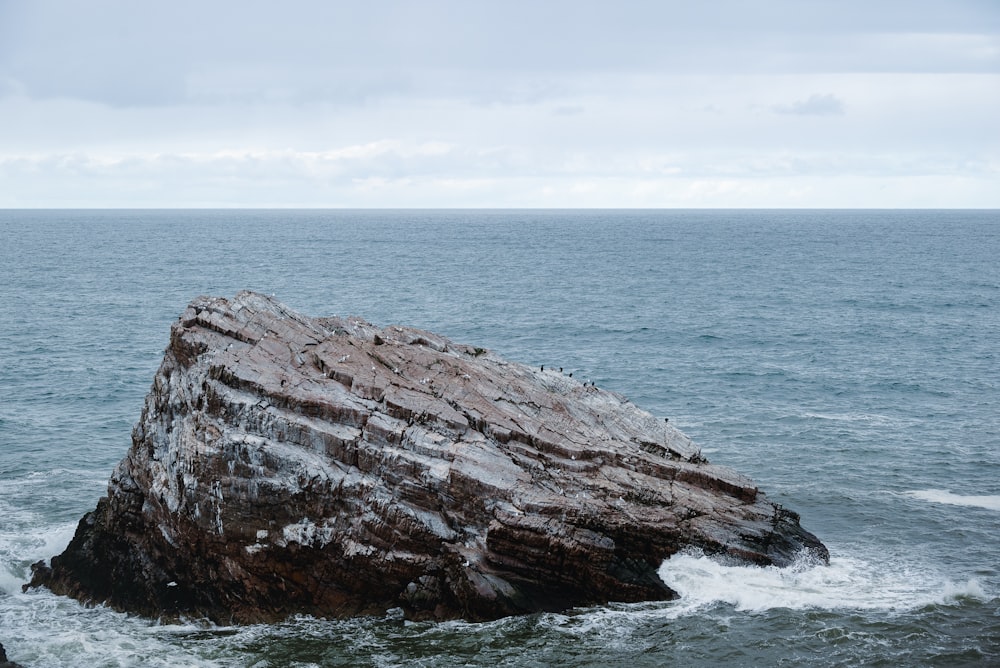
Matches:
[[655, 548, 988, 615], [905, 489, 1000, 511]]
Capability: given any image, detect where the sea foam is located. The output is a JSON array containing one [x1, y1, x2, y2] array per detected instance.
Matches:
[[0, 518, 77, 595], [655, 548, 988, 615], [1, 588, 230, 668]]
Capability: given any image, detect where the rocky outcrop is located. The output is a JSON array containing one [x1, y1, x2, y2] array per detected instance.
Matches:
[[28, 292, 826, 622]]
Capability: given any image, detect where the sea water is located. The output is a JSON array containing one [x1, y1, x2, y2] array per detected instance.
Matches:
[[0, 209, 997, 667]]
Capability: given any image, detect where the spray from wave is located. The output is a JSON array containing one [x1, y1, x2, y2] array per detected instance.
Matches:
[[0, 523, 77, 596], [655, 547, 987, 615]]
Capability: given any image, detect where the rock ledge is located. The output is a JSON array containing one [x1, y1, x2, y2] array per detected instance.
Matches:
[[29, 292, 827, 621]]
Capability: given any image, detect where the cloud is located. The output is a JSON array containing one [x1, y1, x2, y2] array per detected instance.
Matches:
[[3, 1, 998, 109], [2, 140, 996, 208], [772, 93, 845, 116], [0, 1, 998, 207]]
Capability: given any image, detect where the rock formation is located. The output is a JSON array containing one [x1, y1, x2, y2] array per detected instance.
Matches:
[[28, 292, 827, 622]]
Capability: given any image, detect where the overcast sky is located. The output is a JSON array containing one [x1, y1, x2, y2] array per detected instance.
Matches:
[[1, 0, 998, 207]]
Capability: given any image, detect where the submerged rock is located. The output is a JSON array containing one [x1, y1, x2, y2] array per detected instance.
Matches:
[[28, 292, 827, 622]]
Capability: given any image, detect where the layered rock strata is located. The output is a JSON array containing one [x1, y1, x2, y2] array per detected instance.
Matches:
[[29, 292, 827, 622]]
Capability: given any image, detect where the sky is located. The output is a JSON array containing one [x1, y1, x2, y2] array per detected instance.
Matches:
[[0, 0, 998, 208]]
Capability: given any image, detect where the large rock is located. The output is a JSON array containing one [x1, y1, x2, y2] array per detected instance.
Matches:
[[28, 292, 827, 622]]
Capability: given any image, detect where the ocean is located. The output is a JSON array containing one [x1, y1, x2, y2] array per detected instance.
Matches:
[[0, 209, 997, 666]]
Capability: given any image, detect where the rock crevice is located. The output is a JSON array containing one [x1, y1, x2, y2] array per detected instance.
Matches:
[[28, 291, 827, 622]]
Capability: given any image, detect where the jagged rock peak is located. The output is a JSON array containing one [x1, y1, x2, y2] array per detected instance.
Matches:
[[28, 291, 827, 622]]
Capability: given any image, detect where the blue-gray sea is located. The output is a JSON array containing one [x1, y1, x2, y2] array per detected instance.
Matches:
[[1, 209, 998, 667]]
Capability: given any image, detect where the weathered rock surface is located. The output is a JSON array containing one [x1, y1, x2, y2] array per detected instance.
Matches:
[[28, 291, 827, 622]]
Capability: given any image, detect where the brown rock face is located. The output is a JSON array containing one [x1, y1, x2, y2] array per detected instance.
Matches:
[[29, 292, 827, 622]]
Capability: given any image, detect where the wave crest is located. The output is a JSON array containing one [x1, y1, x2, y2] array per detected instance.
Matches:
[[905, 489, 1000, 511]]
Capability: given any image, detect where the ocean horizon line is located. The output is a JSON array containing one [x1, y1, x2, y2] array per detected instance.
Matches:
[[2, 206, 998, 212]]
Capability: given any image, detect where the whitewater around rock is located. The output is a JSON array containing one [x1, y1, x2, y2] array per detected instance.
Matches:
[[28, 292, 827, 622]]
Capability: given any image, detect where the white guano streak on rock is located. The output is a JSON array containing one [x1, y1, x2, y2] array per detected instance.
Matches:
[[279, 518, 337, 548]]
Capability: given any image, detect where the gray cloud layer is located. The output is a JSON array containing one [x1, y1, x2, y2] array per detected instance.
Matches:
[[1, 0, 998, 207], [4, 0, 997, 107]]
